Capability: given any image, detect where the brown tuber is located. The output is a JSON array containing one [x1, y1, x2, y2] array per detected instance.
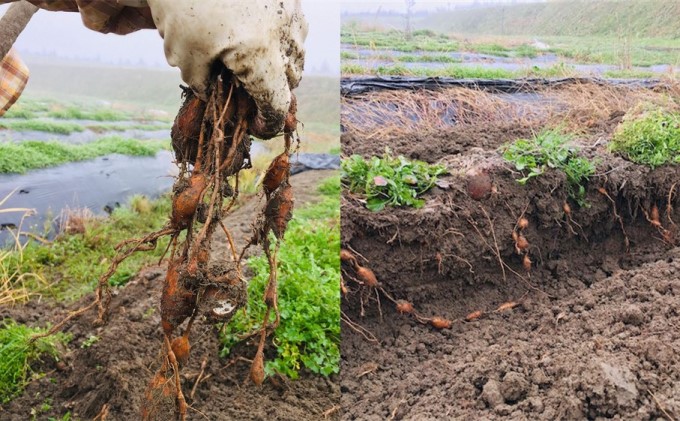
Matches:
[[466, 171, 492, 200], [517, 217, 529, 230], [355, 265, 378, 287], [160, 263, 197, 335], [496, 301, 520, 312], [563, 202, 572, 215], [430, 317, 452, 329], [250, 350, 265, 386], [516, 234, 529, 253], [265, 182, 294, 239], [170, 336, 191, 366], [465, 310, 483, 322], [522, 254, 532, 271], [171, 172, 207, 229], [262, 152, 290, 196], [395, 300, 414, 314], [340, 249, 356, 264], [650, 204, 661, 226]]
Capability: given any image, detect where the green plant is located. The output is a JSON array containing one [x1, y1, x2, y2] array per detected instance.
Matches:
[[342, 151, 448, 211], [0, 320, 70, 403], [609, 108, 680, 168], [220, 176, 340, 379], [80, 335, 100, 349], [502, 130, 595, 206]]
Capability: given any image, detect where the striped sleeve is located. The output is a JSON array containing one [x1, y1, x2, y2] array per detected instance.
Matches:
[[0, 49, 29, 117], [0, 1, 155, 34]]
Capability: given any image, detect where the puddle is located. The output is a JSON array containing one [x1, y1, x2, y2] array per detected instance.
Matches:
[[0, 141, 269, 244]]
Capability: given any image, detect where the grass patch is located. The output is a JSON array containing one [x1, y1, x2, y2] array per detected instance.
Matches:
[[3, 195, 172, 301], [468, 43, 510, 57], [342, 151, 447, 211], [0, 120, 84, 135], [2, 108, 36, 119], [342, 62, 575, 79], [502, 129, 595, 207], [47, 107, 129, 122], [0, 319, 70, 403], [0, 137, 169, 174], [220, 175, 340, 379], [603, 69, 658, 79], [85, 123, 171, 133], [609, 108, 680, 168], [341, 28, 457, 53]]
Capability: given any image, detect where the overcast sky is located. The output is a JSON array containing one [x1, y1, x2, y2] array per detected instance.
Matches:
[[1, 1, 339, 75]]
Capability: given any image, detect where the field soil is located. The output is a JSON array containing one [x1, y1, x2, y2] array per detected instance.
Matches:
[[340, 80, 680, 420], [0, 170, 340, 421]]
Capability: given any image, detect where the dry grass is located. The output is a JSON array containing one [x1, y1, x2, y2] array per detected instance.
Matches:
[[341, 80, 680, 140], [56, 207, 98, 236], [0, 190, 46, 306]]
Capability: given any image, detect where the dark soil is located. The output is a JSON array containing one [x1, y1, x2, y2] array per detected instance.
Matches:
[[0, 170, 340, 421], [340, 84, 680, 420]]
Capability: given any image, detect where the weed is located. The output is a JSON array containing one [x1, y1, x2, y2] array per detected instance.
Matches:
[[220, 175, 340, 379], [0, 319, 70, 403], [342, 151, 448, 211], [502, 129, 595, 207], [129, 195, 152, 215], [80, 335, 100, 349], [609, 108, 680, 168]]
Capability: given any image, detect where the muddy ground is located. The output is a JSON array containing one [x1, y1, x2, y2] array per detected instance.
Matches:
[[0, 170, 340, 421], [340, 80, 680, 420]]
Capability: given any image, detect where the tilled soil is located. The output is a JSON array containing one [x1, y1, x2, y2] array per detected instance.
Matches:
[[340, 82, 680, 420], [0, 170, 340, 421]]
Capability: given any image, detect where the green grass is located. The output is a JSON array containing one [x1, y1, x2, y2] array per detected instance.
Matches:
[[4, 195, 172, 301], [342, 28, 457, 53], [0, 319, 70, 403], [342, 62, 576, 79], [603, 69, 658, 79], [85, 123, 171, 133], [220, 175, 340, 379], [502, 129, 596, 207], [342, 152, 448, 211], [342, 20, 680, 68], [468, 43, 510, 57], [0, 120, 84, 135], [47, 107, 129, 121], [609, 108, 680, 168], [2, 108, 36, 119], [0, 137, 170, 174]]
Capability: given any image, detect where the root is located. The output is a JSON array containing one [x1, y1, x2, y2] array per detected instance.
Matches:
[[341, 310, 379, 343], [598, 187, 630, 252], [667, 182, 677, 227]]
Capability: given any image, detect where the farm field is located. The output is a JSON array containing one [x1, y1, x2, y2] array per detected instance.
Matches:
[[341, 1, 680, 79], [339, 77, 680, 419]]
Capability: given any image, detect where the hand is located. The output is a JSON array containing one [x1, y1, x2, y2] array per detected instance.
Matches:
[[147, 0, 308, 139]]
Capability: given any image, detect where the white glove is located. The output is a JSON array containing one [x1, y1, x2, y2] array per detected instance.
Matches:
[[147, 0, 308, 139]]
